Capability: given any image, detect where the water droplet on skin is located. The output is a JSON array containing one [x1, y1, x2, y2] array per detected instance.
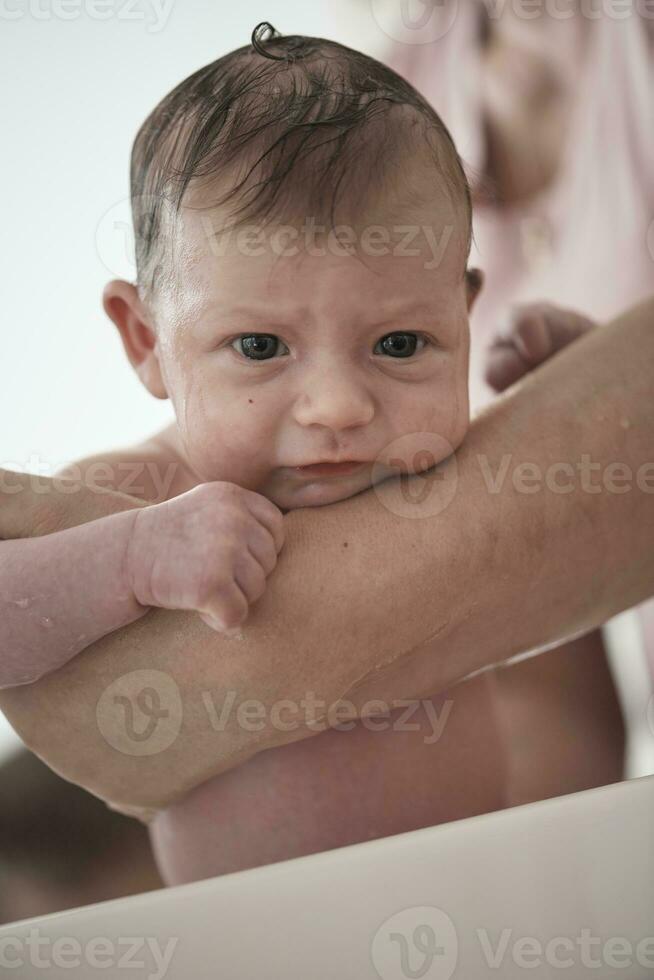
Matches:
[[40, 617, 53, 628]]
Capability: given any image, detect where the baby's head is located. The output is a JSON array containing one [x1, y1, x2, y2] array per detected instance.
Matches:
[[105, 23, 482, 510]]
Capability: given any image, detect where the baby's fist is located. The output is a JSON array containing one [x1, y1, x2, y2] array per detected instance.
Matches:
[[485, 302, 596, 393], [125, 482, 285, 632]]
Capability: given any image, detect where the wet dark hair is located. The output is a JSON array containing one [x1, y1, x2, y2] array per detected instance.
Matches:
[[130, 22, 473, 302]]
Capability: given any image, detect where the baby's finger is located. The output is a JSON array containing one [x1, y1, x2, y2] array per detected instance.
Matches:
[[199, 581, 249, 632], [242, 490, 285, 553], [484, 341, 529, 392], [245, 521, 279, 576], [543, 308, 595, 352], [513, 311, 553, 365], [233, 551, 267, 604]]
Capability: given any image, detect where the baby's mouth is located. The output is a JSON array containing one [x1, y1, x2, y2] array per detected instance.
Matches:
[[292, 461, 366, 479]]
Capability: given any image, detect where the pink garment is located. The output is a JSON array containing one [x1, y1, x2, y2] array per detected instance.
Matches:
[[384, 7, 654, 675]]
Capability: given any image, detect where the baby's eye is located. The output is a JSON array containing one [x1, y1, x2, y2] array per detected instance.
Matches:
[[230, 334, 289, 361], [374, 332, 425, 358]]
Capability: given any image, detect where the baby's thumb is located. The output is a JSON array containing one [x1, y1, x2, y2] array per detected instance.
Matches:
[[198, 610, 245, 637]]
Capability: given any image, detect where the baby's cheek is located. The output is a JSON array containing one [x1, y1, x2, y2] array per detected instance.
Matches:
[[450, 362, 471, 449], [188, 407, 275, 490], [421, 363, 470, 453]]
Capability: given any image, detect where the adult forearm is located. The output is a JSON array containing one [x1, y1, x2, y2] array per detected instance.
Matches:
[[348, 296, 654, 703], [0, 298, 652, 809]]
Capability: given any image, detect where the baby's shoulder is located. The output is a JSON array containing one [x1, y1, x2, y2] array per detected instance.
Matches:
[[56, 423, 196, 503]]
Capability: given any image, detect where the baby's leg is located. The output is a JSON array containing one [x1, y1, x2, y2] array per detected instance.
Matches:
[[484, 302, 595, 392]]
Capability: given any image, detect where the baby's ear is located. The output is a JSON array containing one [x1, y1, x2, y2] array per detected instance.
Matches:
[[465, 267, 484, 312], [102, 280, 168, 400]]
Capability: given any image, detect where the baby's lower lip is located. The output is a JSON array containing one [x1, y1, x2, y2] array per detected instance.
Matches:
[[293, 461, 365, 478]]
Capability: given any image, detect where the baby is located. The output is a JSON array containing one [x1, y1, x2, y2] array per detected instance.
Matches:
[[0, 24, 615, 885]]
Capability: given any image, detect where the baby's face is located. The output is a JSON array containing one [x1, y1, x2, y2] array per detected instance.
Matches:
[[150, 197, 475, 511]]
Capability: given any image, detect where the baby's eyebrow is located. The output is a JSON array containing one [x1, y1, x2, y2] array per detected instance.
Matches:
[[210, 299, 440, 327], [368, 301, 440, 328], [217, 302, 310, 323]]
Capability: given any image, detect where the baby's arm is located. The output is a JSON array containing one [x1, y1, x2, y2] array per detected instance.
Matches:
[[485, 302, 595, 392], [0, 508, 147, 688], [0, 475, 284, 689]]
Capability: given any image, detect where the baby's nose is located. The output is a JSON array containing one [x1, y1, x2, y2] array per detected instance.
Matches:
[[292, 375, 375, 432]]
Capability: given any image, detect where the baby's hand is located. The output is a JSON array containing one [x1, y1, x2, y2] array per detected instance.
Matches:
[[484, 302, 596, 393], [125, 482, 285, 633]]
